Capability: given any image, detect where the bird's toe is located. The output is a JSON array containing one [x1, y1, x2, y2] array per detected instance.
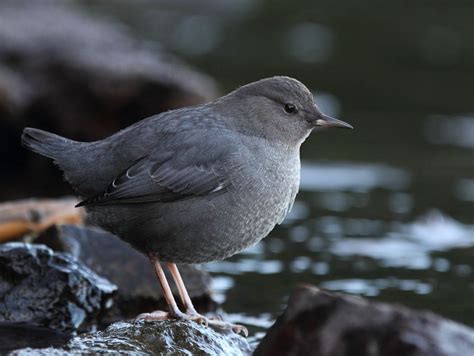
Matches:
[[206, 318, 248, 337], [136, 310, 170, 321]]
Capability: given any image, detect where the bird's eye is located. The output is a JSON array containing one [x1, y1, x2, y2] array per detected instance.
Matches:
[[284, 103, 298, 114]]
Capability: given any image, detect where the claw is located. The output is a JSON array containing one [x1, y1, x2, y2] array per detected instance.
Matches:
[[195, 315, 209, 327], [232, 324, 249, 337], [206, 318, 248, 337]]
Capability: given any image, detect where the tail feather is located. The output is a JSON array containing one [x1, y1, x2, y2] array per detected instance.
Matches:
[[21, 127, 98, 196], [21, 127, 73, 160]]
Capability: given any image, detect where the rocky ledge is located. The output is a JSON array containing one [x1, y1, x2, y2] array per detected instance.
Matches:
[[11, 319, 251, 356]]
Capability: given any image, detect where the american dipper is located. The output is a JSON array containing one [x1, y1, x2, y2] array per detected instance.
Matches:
[[21, 76, 352, 335]]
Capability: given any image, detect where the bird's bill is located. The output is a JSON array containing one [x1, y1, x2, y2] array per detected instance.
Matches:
[[316, 114, 353, 129]]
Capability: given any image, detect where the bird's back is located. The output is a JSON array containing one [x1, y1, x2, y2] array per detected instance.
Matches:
[[22, 105, 238, 198]]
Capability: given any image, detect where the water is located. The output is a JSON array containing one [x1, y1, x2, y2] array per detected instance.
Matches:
[[72, 0, 474, 340]]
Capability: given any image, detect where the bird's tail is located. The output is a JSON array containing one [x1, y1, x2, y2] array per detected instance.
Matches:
[[21, 127, 75, 160]]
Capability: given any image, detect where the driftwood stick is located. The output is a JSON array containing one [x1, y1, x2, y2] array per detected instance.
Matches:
[[0, 198, 83, 242]]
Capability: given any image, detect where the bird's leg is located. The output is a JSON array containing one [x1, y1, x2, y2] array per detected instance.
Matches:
[[137, 254, 209, 325], [166, 262, 199, 316], [137, 253, 186, 320], [166, 262, 248, 337]]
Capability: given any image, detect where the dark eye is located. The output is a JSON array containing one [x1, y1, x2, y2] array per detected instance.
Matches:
[[284, 103, 298, 114]]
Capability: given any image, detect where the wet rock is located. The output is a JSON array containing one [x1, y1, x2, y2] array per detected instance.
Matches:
[[0, 243, 116, 333], [12, 319, 252, 355], [36, 224, 216, 322], [255, 285, 474, 356], [0, 0, 218, 200]]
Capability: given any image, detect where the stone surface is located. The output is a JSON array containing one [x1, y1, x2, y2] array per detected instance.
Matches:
[[255, 285, 474, 356], [0, 0, 217, 200], [35, 224, 216, 323], [0, 243, 116, 333], [11, 319, 252, 356]]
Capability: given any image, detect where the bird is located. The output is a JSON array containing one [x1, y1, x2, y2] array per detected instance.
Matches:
[[21, 76, 352, 335]]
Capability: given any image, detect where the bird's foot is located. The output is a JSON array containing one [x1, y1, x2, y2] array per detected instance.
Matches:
[[207, 318, 249, 337], [184, 308, 247, 336], [136, 310, 171, 321], [137, 309, 247, 337], [137, 309, 207, 325]]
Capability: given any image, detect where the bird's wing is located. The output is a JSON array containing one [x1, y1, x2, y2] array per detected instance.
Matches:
[[76, 131, 242, 207]]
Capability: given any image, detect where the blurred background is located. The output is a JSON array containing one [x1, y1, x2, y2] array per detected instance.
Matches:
[[2, 0, 474, 340]]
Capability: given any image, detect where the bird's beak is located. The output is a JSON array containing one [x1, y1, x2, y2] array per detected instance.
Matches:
[[315, 114, 353, 129]]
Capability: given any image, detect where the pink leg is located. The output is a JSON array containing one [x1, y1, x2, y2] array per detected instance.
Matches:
[[136, 254, 248, 336], [149, 254, 184, 316], [165, 262, 248, 337], [166, 262, 198, 315], [137, 254, 185, 320]]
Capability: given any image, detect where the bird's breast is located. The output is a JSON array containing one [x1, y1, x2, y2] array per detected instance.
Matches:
[[224, 150, 301, 247]]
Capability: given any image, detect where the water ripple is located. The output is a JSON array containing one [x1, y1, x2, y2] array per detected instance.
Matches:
[[300, 161, 411, 192]]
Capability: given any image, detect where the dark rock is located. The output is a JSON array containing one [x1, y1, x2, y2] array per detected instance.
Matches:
[[0, 243, 116, 333], [11, 319, 252, 355], [0, 322, 70, 355], [36, 224, 216, 323], [0, 0, 218, 200], [255, 285, 474, 356]]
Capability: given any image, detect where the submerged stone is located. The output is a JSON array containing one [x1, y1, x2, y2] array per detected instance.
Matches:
[[0, 243, 116, 333]]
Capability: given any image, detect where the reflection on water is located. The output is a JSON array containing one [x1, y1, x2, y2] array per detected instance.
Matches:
[[331, 210, 474, 269], [206, 258, 283, 275], [425, 115, 474, 148], [321, 278, 432, 297], [300, 161, 411, 192]]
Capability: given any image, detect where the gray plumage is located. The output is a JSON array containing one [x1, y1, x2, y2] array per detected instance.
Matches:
[[21, 76, 352, 263]]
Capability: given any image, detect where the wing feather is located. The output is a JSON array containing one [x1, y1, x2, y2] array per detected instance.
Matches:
[[76, 134, 238, 207]]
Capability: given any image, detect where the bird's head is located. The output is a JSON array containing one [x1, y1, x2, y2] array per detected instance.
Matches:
[[223, 76, 353, 146]]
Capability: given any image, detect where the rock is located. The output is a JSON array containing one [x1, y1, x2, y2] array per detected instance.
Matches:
[[11, 319, 252, 355], [0, 243, 116, 333], [0, 0, 218, 200], [255, 285, 474, 356], [0, 322, 69, 355], [35, 224, 216, 323]]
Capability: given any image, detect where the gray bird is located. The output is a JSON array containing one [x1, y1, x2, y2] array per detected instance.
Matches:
[[21, 76, 352, 335]]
